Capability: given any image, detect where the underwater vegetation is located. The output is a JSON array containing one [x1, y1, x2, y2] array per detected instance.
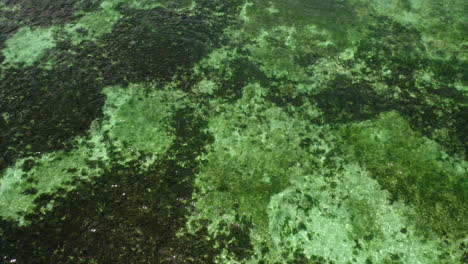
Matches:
[[0, 0, 467, 263]]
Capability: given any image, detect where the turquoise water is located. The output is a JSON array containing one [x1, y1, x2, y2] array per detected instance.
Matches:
[[0, 0, 467, 263]]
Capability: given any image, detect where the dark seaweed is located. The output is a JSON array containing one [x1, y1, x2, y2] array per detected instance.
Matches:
[[354, 17, 468, 156], [0, 20, 19, 59], [314, 75, 392, 123], [1, 0, 98, 26], [0, 105, 219, 263], [0, 3, 251, 259], [215, 214, 254, 261], [100, 5, 221, 84], [0, 1, 244, 171], [0, 63, 106, 171], [196, 55, 271, 103]]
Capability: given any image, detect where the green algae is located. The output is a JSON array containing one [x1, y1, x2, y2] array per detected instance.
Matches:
[[186, 105, 465, 263], [0, 142, 107, 222], [356, 0, 468, 60], [98, 0, 193, 11], [0, 2, 20, 12], [182, 2, 468, 261], [65, 7, 122, 43], [0, 0, 467, 263], [63, 0, 194, 44], [242, 0, 361, 48], [0, 84, 179, 222], [0, 0, 244, 172], [188, 97, 328, 229], [266, 164, 461, 264], [1, 26, 56, 65], [338, 111, 468, 239], [0, 82, 216, 262]]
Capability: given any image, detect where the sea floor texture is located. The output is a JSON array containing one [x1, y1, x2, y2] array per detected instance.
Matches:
[[0, 0, 467, 263]]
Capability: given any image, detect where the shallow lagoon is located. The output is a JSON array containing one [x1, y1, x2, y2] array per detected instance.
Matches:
[[0, 0, 467, 263]]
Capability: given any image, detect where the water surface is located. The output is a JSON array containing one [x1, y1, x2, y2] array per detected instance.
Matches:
[[0, 0, 467, 263]]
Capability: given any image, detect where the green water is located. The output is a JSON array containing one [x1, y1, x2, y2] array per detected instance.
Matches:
[[0, 0, 466, 263]]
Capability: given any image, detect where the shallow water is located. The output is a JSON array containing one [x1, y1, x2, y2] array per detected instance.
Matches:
[[0, 0, 467, 263]]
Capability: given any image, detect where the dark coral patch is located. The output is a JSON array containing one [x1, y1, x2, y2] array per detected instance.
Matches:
[[0, 101, 255, 262], [0, 159, 219, 263], [317, 17, 468, 156], [0, 1, 244, 171], [196, 55, 271, 102], [0, 21, 19, 55], [99, 5, 219, 85], [0, 105, 220, 263], [0, 63, 106, 171], [314, 75, 392, 123], [1, 0, 100, 27], [355, 16, 426, 84], [215, 214, 254, 261], [99, 1, 244, 86], [394, 83, 468, 157]]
